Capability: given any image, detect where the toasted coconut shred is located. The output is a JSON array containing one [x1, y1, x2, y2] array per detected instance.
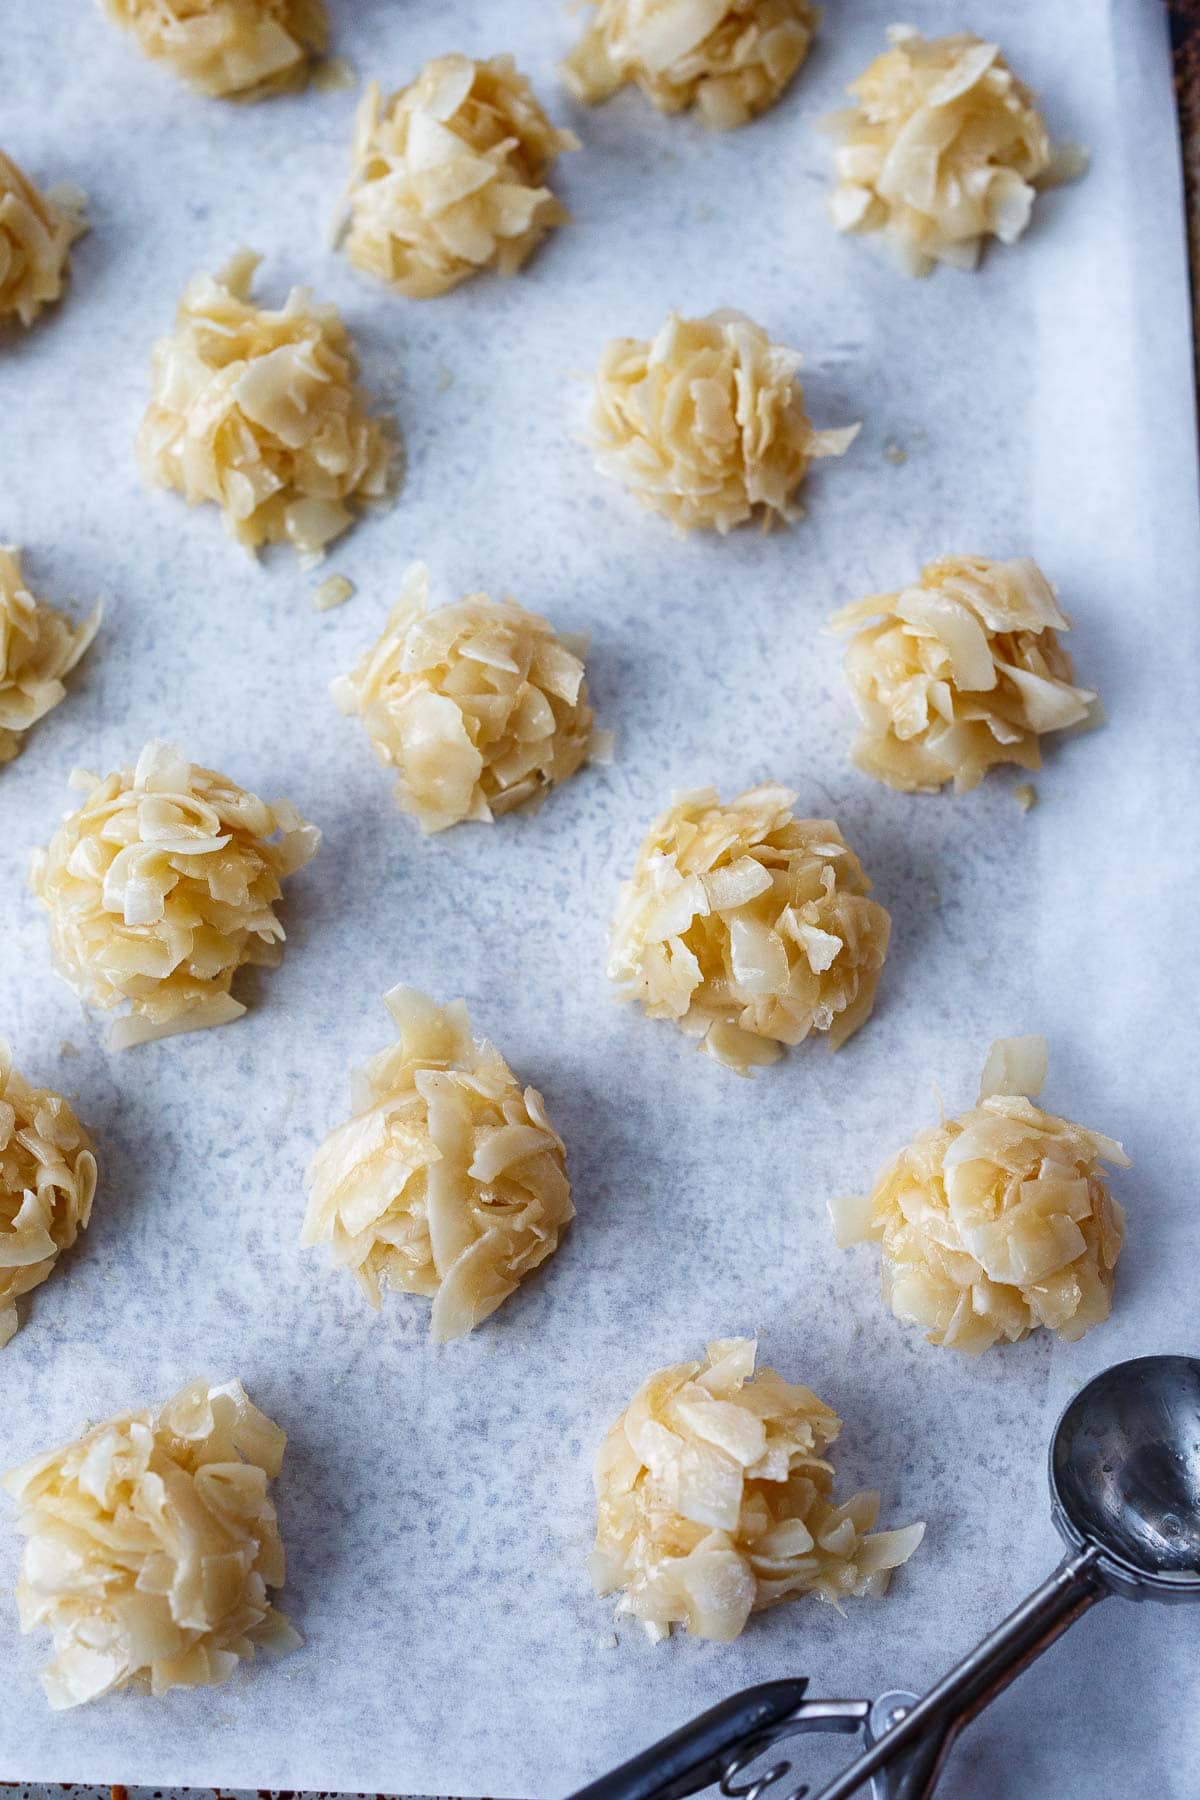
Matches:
[[591, 1338, 924, 1643], [608, 784, 890, 1076], [336, 56, 578, 299], [826, 26, 1086, 276], [830, 1038, 1129, 1354], [561, 0, 820, 129], [0, 1046, 96, 1351], [589, 311, 859, 534], [303, 988, 573, 1342], [0, 547, 100, 766], [332, 562, 605, 833], [136, 250, 395, 561], [29, 741, 320, 1050], [0, 151, 87, 328], [3, 1379, 299, 1710], [829, 555, 1096, 794], [99, 0, 328, 99]]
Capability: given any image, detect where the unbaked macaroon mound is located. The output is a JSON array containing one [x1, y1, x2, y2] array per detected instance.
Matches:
[[588, 311, 858, 534], [608, 783, 890, 1075], [829, 555, 1096, 793], [3, 1379, 299, 1709], [826, 26, 1085, 275], [302, 987, 574, 1343], [0, 150, 87, 328], [830, 1037, 1129, 1353], [332, 562, 606, 833], [0, 547, 100, 766], [591, 1337, 924, 1642], [336, 55, 577, 298], [561, 0, 819, 129], [0, 1045, 96, 1349], [30, 740, 320, 1049], [136, 249, 395, 561], [99, 0, 328, 99]]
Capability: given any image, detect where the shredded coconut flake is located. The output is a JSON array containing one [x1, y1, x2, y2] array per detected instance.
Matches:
[[829, 555, 1096, 793], [830, 1038, 1129, 1354], [826, 26, 1086, 275], [3, 1379, 299, 1709], [0, 547, 100, 766], [313, 573, 354, 612], [137, 249, 396, 560], [562, 0, 819, 129], [0, 152, 87, 328], [302, 987, 574, 1342], [29, 740, 319, 1049], [336, 56, 577, 299], [0, 1045, 96, 1350], [591, 1337, 923, 1642], [608, 784, 890, 1075], [332, 562, 601, 833], [589, 310, 858, 535], [100, 0, 328, 99]]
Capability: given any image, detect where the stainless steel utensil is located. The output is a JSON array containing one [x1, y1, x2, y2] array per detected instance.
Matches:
[[568, 1354, 1200, 1800]]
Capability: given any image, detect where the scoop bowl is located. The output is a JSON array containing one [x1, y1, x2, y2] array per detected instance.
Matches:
[[1050, 1353, 1200, 1598]]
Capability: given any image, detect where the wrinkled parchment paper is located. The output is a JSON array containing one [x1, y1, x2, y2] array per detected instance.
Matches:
[[1, 3, 1198, 1796]]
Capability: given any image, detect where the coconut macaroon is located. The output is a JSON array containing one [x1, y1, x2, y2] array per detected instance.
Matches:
[[0, 1046, 96, 1350], [99, 0, 328, 100], [830, 1038, 1129, 1355], [0, 151, 87, 329], [829, 555, 1096, 794], [588, 311, 858, 535], [591, 1337, 924, 1643], [608, 784, 890, 1076], [332, 563, 604, 834], [30, 741, 320, 1050], [561, 0, 818, 129], [826, 27, 1085, 276], [303, 988, 573, 1343], [0, 547, 100, 767], [3, 1379, 299, 1709], [336, 55, 577, 299], [136, 249, 395, 562]]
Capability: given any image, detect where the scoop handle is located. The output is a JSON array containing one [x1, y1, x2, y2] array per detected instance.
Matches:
[[814, 1547, 1106, 1800], [566, 1680, 813, 1800]]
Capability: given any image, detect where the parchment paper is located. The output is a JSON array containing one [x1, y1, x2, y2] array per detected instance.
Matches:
[[2, 2, 1198, 1795]]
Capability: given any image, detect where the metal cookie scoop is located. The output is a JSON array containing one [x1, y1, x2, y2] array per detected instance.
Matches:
[[568, 1354, 1200, 1800]]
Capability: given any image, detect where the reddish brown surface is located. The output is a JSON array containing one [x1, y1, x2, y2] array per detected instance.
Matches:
[[1173, 1, 1200, 375]]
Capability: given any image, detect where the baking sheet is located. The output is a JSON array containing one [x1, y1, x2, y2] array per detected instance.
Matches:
[[2, 2, 1199, 1795]]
